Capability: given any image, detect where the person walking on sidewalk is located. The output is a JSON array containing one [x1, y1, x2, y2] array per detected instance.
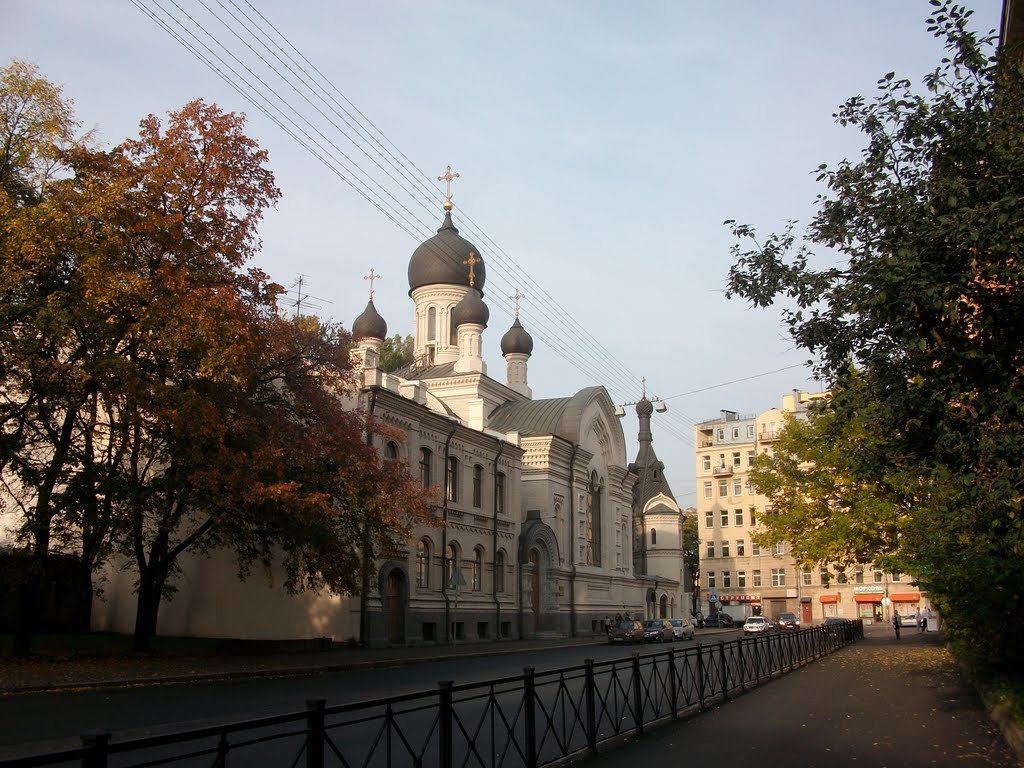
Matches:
[[892, 610, 901, 640]]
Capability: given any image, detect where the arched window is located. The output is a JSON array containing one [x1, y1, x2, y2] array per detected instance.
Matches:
[[427, 307, 437, 341], [495, 550, 506, 593], [472, 547, 483, 591], [449, 303, 458, 346], [445, 542, 459, 588], [472, 464, 483, 508], [416, 539, 431, 588], [385, 441, 400, 462], [495, 472, 506, 514], [650, 527, 657, 546], [446, 457, 459, 502], [586, 470, 603, 566], [419, 448, 432, 488]]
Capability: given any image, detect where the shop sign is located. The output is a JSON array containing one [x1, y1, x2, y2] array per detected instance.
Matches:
[[853, 585, 884, 594]]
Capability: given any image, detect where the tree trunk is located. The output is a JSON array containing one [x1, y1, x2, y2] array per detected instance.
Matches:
[[132, 566, 166, 652], [73, 558, 94, 633]]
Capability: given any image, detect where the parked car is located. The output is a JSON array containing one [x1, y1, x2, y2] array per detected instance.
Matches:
[[702, 612, 736, 628], [642, 619, 675, 643], [899, 614, 918, 627], [669, 617, 695, 641], [776, 612, 800, 630], [743, 616, 771, 635], [608, 620, 644, 644], [822, 617, 851, 637]]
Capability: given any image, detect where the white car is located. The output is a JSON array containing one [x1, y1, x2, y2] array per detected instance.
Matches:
[[743, 616, 771, 635], [669, 617, 695, 640]]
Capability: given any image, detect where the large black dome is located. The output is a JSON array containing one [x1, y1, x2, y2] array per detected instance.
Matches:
[[408, 210, 486, 295], [352, 299, 387, 340], [500, 317, 534, 355]]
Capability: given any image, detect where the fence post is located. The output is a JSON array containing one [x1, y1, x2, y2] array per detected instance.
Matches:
[[439, 681, 454, 768], [631, 653, 644, 737], [584, 659, 597, 753], [668, 647, 679, 718], [737, 637, 745, 691], [524, 667, 537, 768], [719, 641, 729, 701], [696, 643, 706, 711], [81, 731, 111, 768], [306, 699, 326, 768]]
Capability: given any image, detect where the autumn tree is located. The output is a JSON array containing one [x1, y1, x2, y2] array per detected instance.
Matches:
[[726, 3, 1023, 673]]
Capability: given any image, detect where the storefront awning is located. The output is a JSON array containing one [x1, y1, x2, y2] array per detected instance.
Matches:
[[854, 594, 880, 603], [819, 595, 839, 603], [891, 593, 921, 602]]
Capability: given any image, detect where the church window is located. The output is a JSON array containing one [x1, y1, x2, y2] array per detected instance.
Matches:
[[585, 471, 603, 566], [472, 547, 483, 591], [385, 441, 399, 461], [495, 472, 506, 514], [495, 550, 506, 593], [472, 464, 483, 507], [445, 542, 460, 587], [446, 457, 459, 502], [650, 528, 657, 547], [450, 304, 458, 346], [427, 307, 437, 341], [419, 448, 432, 488], [416, 539, 431, 588]]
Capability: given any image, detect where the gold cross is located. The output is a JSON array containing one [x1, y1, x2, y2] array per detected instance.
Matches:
[[364, 267, 380, 300], [464, 252, 481, 287], [438, 165, 460, 203], [510, 289, 525, 318], [642, 377, 647, 398]]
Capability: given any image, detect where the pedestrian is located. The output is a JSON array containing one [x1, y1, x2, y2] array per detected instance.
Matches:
[[922, 606, 930, 633], [614, 613, 622, 624], [892, 609, 901, 640], [915, 607, 922, 633]]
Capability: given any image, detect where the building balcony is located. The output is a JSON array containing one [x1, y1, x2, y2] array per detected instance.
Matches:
[[759, 430, 780, 442], [711, 465, 733, 476]]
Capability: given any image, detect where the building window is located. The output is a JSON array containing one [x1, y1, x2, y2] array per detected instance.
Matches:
[[586, 471, 603, 566], [496, 472, 506, 514], [419, 448, 432, 488], [723, 571, 732, 588], [427, 306, 437, 341], [855, 568, 864, 584], [802, 567, 812, 586], [732, 427, 740, 439], [385, 441, 400, 461], [472, 464, 483, 507], [735, 509, 744, 526], [472, 547, 483, 591], [819, 569, 830, 586], [706, 541, 715, 558], [891, 572, 901, 583], [721, 541, 730, 558], [650, 528, 657, 546], [747, 449, 755, 466], [495, 550, 506, 593], [738, 571, 747, 588], [771, 568, 786, 587], [732, 452, 741, 467], [736, 540, 745, 556], [416, 539, 431, 588], [772, 542, 786, 556], [751, 542, 761, 556], [717, 428, 724, 441], [446, 457, 459, 502], [873, 569, 884, 584], [752, 569, 762, 587], [703, 482, 713, 499], [837, 571, 848, 584], [750, 509, 757, 526], [702, 455, 711, 471], [733, 478, 742, 496], [747, 424, 755, 438], [718, 479, 728, 496], [720, 510, 729, 526], [445, 543, 459, 587], [707, 571, 716, 589], [705, 509, 714, 527]]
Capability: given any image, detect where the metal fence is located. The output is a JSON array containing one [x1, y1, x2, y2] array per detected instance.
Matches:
[[1, 621, 862, 768]]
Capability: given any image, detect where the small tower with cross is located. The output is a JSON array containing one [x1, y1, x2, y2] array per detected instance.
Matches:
[[351, 267, 388, 375], [500, 288, 534, 398]]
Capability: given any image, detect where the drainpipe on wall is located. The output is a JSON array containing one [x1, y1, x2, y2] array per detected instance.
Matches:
[[566, 440, 579, 638], [491, 439, 505, 639], [440, 420, 458, 644], [359, 387, 378, 646]]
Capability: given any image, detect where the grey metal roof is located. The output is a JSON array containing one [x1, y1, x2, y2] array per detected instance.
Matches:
[[392, 361, 458, 380], [632, 443, 677, 506], [488, 386, 606, 441]]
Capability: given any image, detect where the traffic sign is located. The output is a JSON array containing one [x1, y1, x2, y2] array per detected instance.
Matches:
[[709, 593, 718, 603]]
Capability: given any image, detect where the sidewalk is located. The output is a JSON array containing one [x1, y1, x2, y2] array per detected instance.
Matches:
[[572, 624, 1021, 768]]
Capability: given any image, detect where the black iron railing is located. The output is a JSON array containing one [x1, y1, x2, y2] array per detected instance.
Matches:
[[0, 621, 862, 768]]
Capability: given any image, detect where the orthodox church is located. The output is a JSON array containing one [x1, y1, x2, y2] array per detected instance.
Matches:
[[92, 183, 691, 646]]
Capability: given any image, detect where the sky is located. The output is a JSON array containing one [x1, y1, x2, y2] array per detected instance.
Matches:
[[3, 1, 1004, 505]]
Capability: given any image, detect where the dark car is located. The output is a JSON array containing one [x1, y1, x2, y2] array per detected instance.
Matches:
[[608, 620, 644, 644], [642, 619, 674, 643], [822, 616, 852, 637], [776, 612, 800, 630], [702, 612, 736, 628]]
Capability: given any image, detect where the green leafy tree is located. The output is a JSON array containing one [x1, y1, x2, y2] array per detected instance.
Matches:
[[680, 512, 700, 612], [378, 333, 413, 373], [726, 2, 1023, 673]]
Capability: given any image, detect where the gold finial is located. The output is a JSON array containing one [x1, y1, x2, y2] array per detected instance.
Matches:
[[510, 289, 525, 318], [364, 267, 380, 300], [463, 251, 481, 288], [438, 164, 460, 211]]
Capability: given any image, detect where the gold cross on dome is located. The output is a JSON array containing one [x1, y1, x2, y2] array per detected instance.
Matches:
[[464, 251, 481, 287], [642, 377, 647, 398], [438, 165, 460, 203], [510, 289, 525, 318], [364, 267, 380, 300]]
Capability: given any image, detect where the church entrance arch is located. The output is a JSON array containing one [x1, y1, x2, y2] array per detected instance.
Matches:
[[519, 520, 559, 637], [383, 568, 407, 645]]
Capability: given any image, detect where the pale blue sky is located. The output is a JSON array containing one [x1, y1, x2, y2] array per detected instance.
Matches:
[[4, 1, 1003, 502]]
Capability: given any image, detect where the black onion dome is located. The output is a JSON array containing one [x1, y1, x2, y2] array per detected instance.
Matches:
[[451, 289, 489, 328], [635, 396, 654, 417], [500, 317, 534, 356], [352, 299, 387, 340], [408, 211, 487, 295]]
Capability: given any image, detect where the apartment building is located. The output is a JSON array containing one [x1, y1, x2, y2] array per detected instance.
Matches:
[[693, 392, 924, 626]]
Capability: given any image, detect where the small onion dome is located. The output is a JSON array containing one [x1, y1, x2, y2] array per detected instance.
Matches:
[[352, 299, 387, 340], [635, 396, 654, 417], [500, 317, 534, 356], [451, 289, 489, 328], [408, 210, 486, 295]]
